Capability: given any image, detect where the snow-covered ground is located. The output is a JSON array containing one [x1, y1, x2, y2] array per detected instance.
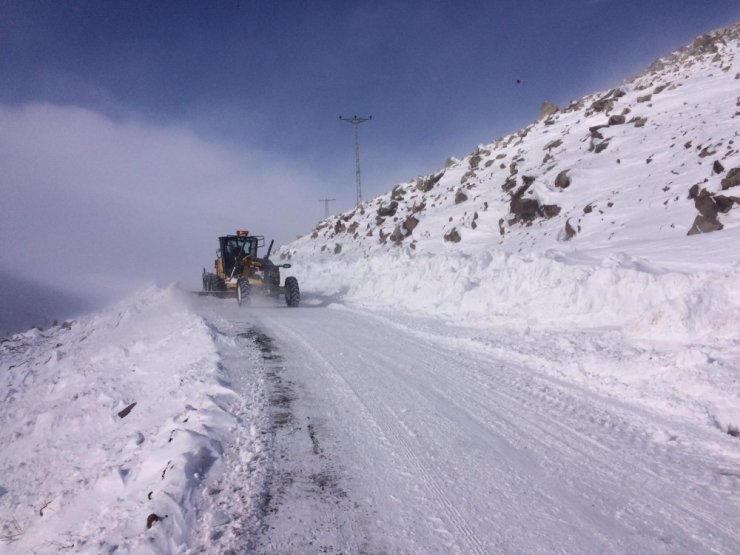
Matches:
[[4, 289, 739, 553], [2, 23, 740, 554], [0, 288, 270, 553]]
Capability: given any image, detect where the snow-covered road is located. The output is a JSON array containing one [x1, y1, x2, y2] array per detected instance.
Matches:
[[196, 294, 740, 554]]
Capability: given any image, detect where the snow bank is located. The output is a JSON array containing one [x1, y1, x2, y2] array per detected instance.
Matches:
[[291, 241, 740, 343], [0, 286, 265, 554]]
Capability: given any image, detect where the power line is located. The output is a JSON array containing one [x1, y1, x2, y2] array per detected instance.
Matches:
[[339, 115, 372, 207], [318, 198, 336, 218]]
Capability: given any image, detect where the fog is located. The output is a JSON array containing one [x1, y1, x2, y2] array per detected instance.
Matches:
[[0, 102, 324, 305]]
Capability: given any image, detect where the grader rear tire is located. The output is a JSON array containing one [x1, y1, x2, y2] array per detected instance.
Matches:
[[284, 276, 300, 307]]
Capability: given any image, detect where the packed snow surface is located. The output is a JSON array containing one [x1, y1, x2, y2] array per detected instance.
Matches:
[[3, 23, 740, 554]]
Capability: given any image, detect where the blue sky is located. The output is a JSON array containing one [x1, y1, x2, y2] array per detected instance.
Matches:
[[1, 0, 738, 301]]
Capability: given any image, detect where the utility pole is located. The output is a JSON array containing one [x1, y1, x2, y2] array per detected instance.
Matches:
[[339, 115, 372, 207], [318, 198, 336, 218]]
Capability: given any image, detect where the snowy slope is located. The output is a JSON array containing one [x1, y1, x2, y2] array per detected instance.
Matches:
[[280, 24, 740, 341], [0, 287, 270, 553]]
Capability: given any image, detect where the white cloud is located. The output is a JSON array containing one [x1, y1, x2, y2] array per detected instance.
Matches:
[[0, 103, 322, 301]]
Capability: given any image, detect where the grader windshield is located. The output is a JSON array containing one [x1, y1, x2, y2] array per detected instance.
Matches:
[[218, 234, 264, 275]]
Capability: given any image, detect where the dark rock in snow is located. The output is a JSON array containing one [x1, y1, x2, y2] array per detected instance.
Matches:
[[563, 219, 577, 240], [721, 167, 740, 189], [593, 139, 610, 153], [543, 139, 563, 151], [522, 175, 536, 187], [590, 97, 614, 113], [688, 184, 700, 199], [502, 176, 517, 192], [608, 114, 626, 125], [554, 170, 571, 189], [444, 228, 461, 243], [334, 243, 342, 254], [377, 201, 398, 217], [403, 215, 419, 234], [416, 172, 444, 192], [589, 125, 607, 139], [512, 183, 531, 199], [713, 195, 735, 213], [637, 94, 652, 103], [687, 215, 723, 235], [389, 226, 404, 244], [713, 160, 725, 174], [694, 189, 718, 218], [391, 186, 406, 201], [510, 197, 540, 222], [541, 204, 561, 218], [455, 190, 468, 204], [583, 204, 593, 214], [118, 402, 137, 419]]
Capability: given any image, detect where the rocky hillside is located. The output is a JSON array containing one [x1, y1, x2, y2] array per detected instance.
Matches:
[[282, 23, 740, 261]]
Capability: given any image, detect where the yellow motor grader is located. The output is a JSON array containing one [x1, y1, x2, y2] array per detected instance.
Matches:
[[202, 230, 300, 307]]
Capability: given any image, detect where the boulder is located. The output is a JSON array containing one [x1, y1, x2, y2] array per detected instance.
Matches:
[[403, 215, 419, 234], [334, 220, 346, 234], [389, 226, 404, 244], [713, 160, 725, 174], [541, 204, 561, 218], [554, 170, 571, 189], [563, 219, 577, 241], [444, 228, 461, 243], [377, 201, 398, 217], [522, 175, 536, 187], [589, 125, 607, 139], [454, 190, 468, 204], [721, 167, 740, 190], [688, 184, 700, 199], [637, 94, 652, 103], [590, 97, 614, 113], [593, 139, 610, 153], [713, 195, 735, 214], [608, 114, 626, 125], [416, 172, 444, 192], [543, 139, 563, 151], [512, 183, 531, 198], [391, 186, 406, 201], [687, 215, 723, 235], [334, 243, 342, 254], [694, 189, 717, 219], [502, 176, 517, 192], [510, 196, 539, 222]]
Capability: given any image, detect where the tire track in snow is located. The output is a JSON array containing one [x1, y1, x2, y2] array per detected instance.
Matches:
[[262, 315, 490, 554], [253, 304, 740, 553]]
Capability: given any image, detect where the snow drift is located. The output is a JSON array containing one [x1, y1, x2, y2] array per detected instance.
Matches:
[[0, 287, 267, 553]]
